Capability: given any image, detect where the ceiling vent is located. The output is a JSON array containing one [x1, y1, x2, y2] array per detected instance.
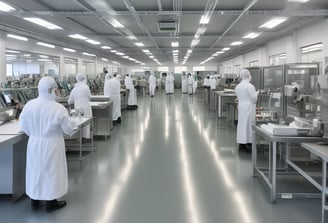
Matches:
[[157, 20, 177, 32]]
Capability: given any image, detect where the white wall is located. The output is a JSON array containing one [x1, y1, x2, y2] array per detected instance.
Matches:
[[218, 18, 328, 88]]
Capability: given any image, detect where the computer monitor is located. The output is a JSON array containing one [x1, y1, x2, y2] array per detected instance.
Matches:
[[2, 92, 13, 106]]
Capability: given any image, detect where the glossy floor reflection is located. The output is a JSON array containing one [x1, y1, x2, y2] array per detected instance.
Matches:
[[0, 91, 323, 223]]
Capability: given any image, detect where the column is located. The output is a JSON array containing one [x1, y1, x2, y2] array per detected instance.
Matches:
[[0, 31, 6, 83], [59, 53, 65, 77]]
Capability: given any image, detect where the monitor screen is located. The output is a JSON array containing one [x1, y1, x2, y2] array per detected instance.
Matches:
[[2, 92, 13, 106]]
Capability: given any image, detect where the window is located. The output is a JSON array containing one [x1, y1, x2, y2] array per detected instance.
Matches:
[[175, 66, 187, 73], [249, 60, 259, 67], [6, 63, 13, 76], [269, 53, 286, 65]]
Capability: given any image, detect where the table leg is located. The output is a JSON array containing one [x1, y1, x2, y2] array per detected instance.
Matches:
[[269, 142, 272, 182], [271, 141, 277, 203], [79, 127, 82, 160], [252, 128, 257, 177], [322, 160, 326, 223]]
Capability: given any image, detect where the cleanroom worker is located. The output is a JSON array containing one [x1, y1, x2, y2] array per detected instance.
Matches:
[[165, 73, 175, 94], [109, 74, 122, 123], [235, 69, 258, 152], [149, 72, 157, 97], [125, 74, 138, 109], [209, 75, 217, 90], [68, 73, 92, 138], [203, 75, 210, 87], [181, 73, 188, 94], [104, 71, 111, 96], [187, 73, 194, 95], [19, 76, 77, 211]]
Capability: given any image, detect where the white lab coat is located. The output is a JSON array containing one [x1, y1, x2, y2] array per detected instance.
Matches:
[[182, 76, 188, 93], [187, 76, 194, 95], [105, 78, 121, 121], [209, 77, 217, 90], [125, 76, 137, 106], [68, 81, 92, 138], [19, 90, 77, 200], [165, 74, 174, 94], [203, 78, 210, 87], [235, 80, 258, 144], [149, 74, 157, 96]]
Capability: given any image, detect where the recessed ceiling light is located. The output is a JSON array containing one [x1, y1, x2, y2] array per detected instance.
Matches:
[[191, 39, 200, 47], [111, 19, 124, 28], [111, 50, 117, 53], [135, 42, 145, 47], [85, 39, 101, 45], [122, 56, 129, 59], [199, 14, 210, 24], [39, 55, 49, 58], [128, 35, 137, 40], [101, 58, 108, 62], [149, 56, 154, 59], [187, 49, 193, 54], [0, 1, 15, 11], [172, 50, 179, 53], [37, 42, 55, 48], [288, 0, 309, 2], [24, 18, 62, 30], [230, 41, 243, 46], [171, 41, 179, 47], [222, 47, 230, 51], [116, 52, 125, 56], [142, 49, 150, 53], [24, 54, 31, 57], [101, 46, 111, 49], [243, 32, 261, 39], [82, 52, 96, 57], [5, 50, 20, 53], [259, 17, 288, 29], [217, 51, 224, 54], [38, 59, 52, 62], [7, 34, 28, 41], [69, 34, 88, 40], [63, 48, 76, 52]]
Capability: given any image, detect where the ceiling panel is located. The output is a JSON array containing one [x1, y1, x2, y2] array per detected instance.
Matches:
[[251, 0, 287, 10], [38, 0, 86, 10], [4, 0, 49, 11], [181, 0, 207, 10], [129, 0, 159, 11], [106, 0, 128, 11], [205, 15, 235, 33], [215, 0, 249, 10]]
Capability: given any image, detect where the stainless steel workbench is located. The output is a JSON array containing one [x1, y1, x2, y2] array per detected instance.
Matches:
[[252, 124, 324, 202]]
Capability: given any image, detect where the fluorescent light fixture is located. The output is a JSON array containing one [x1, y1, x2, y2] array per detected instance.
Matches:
[[101, 46, 111, 49], [38, 59, 52, 62], [7, 34, 28, 41], [122, 56, 129, 59], [85, 39, 100, 45], [135, 42, 144, 47], [111, 19, 124, 28], [110, 50, 117, 53], [149, 56, 154, 59], [37, 42, 55, 48], [101, 58, 108, 62], [39, 55, 49, 58], [187, 49, 193, 54], [200, 14, 210, 24], [82, 52, 96, 56], [24, 54, 31, 57], [5, 54, 16, 57], [259, 17, 288, 29], [243, 32, 261, 39], [172, 50, 179, 53], [213, 53, 218, 56], [5, 50, 20, 53], [69, 34, 88, 40], [209, 57, 214, 59], [191, 39, 200, 47], [222, 47, 230, 51], [142, 49, 150, 53], [63, 48, 76, 52], [128, 35, 137, 40], [24, 18, 62, 30], [217, 51, 224, 54], [0, 1, 15, 12], [171, 41, 179, 47], [194, 27, 207, 39], [288, 0, 309, 2], [230, 41, 243, 46], [116, 52, 125, 56]]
